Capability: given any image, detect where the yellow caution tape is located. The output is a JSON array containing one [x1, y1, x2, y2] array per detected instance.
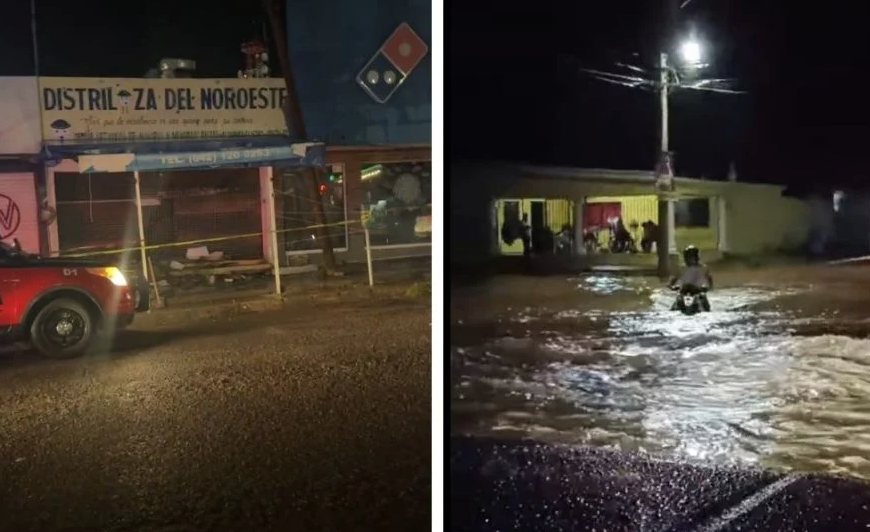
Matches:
[[61, 203, 431, 258], [63, 219, 354, 258]]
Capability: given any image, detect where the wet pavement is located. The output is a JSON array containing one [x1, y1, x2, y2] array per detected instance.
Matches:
[[451, 437, 870, 532], [451, 266, 870, 481], [0, 298, 431, 532]]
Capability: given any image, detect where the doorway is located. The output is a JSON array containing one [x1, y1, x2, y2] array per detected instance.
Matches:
[[528, 200, 548, 253], [495, 198, 573, 255]]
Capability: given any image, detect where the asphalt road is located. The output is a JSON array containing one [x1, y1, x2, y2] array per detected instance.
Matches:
[[451, 437, 870, 532], [0, 297, 431, 532]]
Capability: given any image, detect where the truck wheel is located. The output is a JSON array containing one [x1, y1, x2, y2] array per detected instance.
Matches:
[[134, 277, 151, 312], [29, 298, 96, 360]]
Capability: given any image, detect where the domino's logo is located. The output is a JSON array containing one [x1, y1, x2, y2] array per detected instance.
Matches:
[[357, 23, 428, 104]]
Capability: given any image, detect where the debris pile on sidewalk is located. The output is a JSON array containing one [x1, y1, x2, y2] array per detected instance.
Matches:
[[153, 245, 272, 291]]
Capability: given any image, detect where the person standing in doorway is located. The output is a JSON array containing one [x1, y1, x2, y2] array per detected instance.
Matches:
[[520, 213, 532, 257], [641, 220, 658, 253]]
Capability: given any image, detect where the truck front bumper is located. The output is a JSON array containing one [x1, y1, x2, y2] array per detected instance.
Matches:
[[115, 312, 135, 329]]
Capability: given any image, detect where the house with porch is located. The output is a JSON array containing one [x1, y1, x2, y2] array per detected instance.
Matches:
[[451, 162, 811, 265]]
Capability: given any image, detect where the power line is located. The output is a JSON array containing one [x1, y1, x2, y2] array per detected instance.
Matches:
[[30, 0, 39, 76], [580, 59, 746, 95]]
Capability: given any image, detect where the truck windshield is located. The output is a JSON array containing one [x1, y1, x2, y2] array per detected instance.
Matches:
[[0, 241, 30, 260]]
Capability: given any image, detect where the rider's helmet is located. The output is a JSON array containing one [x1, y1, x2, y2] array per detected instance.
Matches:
[[683, 245, 700, 266]]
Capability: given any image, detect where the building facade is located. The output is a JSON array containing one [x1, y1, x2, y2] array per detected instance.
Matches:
[[0, 77, 43, 255], [284, 0, 432, 263], [2, 31, 433, 268], [452, 162, 812, 265], [34, 77, 321, 273]]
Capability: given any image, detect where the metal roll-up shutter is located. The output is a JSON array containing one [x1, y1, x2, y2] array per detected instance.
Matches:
[[54, 172, 138, 254], [140, 168, 262, 260]]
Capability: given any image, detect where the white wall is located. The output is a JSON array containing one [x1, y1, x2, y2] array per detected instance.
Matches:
[[726, 184, 811, 255], [0, 77, 41, 154]]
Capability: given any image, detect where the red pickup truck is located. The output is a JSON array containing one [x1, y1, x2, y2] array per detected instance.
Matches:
[[0, 239, 141, 359]]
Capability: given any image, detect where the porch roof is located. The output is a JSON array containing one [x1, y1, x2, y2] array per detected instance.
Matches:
[[514, 165, 729, 197], [40, 135, 325, 173]]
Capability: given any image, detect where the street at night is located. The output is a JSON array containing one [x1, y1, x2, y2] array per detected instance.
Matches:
[[0, 296, 431, 532]]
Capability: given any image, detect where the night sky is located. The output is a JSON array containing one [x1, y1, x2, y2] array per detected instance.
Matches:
[[2, 1, 868, 189], [451, 0, 870, 189], [0, 0, 270, 78]]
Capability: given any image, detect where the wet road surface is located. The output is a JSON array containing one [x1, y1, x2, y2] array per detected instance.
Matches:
[[451, 437, 870, 532], [451, 268, 870, 480], [0, 298, 430, 532]]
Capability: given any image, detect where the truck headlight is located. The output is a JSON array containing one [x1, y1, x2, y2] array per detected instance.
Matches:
[[87, 267, 128, 287]]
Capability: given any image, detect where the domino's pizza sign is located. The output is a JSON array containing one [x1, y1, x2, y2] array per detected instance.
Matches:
[[356, 22, 429, 104]]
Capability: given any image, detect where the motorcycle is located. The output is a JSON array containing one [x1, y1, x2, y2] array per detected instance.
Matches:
[[670, 285, 709, 315]]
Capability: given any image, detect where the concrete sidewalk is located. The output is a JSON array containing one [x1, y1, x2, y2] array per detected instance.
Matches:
[[132, 277, 428, 329]]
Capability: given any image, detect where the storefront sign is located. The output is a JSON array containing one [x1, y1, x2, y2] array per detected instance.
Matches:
[[285, 2, 431, 144], [356, 22, 429, 104], [39, 77, 290, 142], [78, 143, 322, 173]]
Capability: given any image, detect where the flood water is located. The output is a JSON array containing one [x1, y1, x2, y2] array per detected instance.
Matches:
[[451, 273, 870, 480]]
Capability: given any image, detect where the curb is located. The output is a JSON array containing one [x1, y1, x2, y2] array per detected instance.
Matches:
[[130, 281, 429, 330], [131, 296, 285, 329]]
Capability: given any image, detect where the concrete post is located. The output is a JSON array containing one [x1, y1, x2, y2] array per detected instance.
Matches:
[[717, 196, 729, 253], [573, 199, 586, 255], [667, 199, 677, 254], [490, 199, 500, 256]]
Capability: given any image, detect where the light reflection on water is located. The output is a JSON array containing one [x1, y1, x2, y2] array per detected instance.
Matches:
[[451, 283, 870, 480]]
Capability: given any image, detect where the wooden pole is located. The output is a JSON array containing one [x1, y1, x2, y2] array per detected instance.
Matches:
[[265, 166, 283, 296], [263, 0, 337, 272], [133, 171, 148, 282], [147, 256, 163, 309]]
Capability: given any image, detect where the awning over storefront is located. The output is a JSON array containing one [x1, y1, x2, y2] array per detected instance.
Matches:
[[0, 156, 40, 172], [40, 135, 325, 173]]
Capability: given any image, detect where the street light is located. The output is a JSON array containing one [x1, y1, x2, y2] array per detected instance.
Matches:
[[657, 36, 705, 274], [577, 31, 744, 276], [680, 39, 702, 66]]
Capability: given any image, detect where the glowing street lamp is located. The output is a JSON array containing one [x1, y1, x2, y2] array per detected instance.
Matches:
[[660, 36, 706, 154], [680, 39, 702, 67]]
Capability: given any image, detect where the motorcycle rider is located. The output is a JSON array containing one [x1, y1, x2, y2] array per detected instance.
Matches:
[[668, 244, 713, 311]]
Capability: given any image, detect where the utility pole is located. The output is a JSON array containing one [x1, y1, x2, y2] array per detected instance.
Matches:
[[581, 1, 741, 280], [656, 0, 678, 279], [263, 0, 337, 272], [656, 52, 677, 278]]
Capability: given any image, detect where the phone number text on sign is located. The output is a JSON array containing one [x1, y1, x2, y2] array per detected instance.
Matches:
[[157, 148, 276, 167]]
